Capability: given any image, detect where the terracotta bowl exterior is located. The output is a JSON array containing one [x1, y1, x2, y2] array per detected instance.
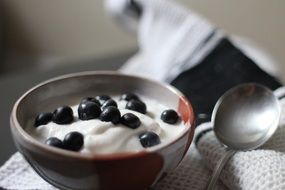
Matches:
[[10, 71, 195, 190]]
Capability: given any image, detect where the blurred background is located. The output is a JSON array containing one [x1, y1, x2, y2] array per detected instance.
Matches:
[[1, 0, 285, 78]]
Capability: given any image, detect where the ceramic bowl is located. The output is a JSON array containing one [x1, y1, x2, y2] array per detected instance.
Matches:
[[10, 71, 195, 190]]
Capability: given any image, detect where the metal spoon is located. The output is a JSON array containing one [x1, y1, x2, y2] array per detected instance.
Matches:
[[206, 83, 281, 190]]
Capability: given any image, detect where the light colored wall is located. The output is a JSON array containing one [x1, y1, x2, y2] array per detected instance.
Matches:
[[2, 0, 135, 60], [2, 0, 285, 74]]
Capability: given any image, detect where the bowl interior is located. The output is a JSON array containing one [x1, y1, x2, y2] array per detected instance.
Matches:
[[14, 72, 194, 158], [16, 72, 193, 131]]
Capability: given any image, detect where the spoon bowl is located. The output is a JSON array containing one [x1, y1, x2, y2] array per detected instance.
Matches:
[[212, 83, 281, 150]]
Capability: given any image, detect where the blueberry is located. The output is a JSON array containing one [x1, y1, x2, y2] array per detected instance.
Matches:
[[63, 132, 84, 151], [95, 95, 111, 105], [120, 93, 140, 101], [161, 109, 179, 124], [121, 113, 141, 129], [78, 101, 101, 120], [45, 137, 64, 149], [34, 112, 53, 127], [52, 106, 74, 124], [101, 99, 118, 110], [126, 100, 146, 114], [100, 106, 121, 124], [80, 97, 100, 106], [139, 131, 161, 148]]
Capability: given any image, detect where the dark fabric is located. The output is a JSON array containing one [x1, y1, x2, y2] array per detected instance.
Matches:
[[171, 38, 282, 125]]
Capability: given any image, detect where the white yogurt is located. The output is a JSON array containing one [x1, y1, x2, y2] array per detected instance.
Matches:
[[27, 96, 186, 154]]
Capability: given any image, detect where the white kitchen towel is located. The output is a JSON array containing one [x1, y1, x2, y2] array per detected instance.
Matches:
[[109, 0, 281, 82], [195, 98, 285, 190]]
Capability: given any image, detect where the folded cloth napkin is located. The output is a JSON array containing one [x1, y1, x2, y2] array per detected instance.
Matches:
[[195, 111, 285, 190], [1, 0, 284, 190]]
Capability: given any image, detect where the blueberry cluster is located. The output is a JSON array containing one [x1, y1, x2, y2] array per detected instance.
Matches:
[[34, 93, 180, 150], [33, 93, 144, 127], [34, 106, 84, 151], [45, 131, 84, 151], [34, 106, 74, 127], [76, 93, 146, 127]]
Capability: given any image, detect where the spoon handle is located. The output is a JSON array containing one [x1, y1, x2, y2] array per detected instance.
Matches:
[[206, 149, 236, 190]]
